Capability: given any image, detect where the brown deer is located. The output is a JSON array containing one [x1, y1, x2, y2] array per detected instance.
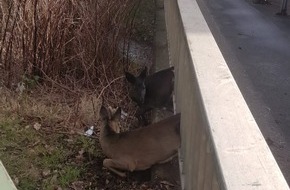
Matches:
[[99, 105, 181, 177], [125, 67, 174, 124]]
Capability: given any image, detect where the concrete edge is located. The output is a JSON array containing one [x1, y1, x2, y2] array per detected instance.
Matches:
[[165, 0, 290, 189], [0, 161, 17, 190]]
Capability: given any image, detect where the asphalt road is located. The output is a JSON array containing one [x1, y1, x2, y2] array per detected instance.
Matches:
[[197, 0, 290, 183]]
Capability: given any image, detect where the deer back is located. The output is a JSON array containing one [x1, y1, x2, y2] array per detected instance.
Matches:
[[144, 67, 174, 108], [99, 106, 180, 170]]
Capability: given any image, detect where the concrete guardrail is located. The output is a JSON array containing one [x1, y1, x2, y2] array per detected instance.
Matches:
[[0, 161, 17, 190], [164, 0, 290, 189]]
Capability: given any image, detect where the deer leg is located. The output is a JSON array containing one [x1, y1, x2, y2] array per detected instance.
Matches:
[[163, 97, 174, 112], [136, 106, 153, 126], [139, 114, 148, 126], [103, 159, 136, 177], [136, 108, 148, 126]]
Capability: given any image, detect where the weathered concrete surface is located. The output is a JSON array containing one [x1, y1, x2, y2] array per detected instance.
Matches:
[[150, 0, 181, 188], [0, 161, 17, 190], [151, 0, 170, 73], [165, 0, 289, 189], [197, 0, 290, 183]]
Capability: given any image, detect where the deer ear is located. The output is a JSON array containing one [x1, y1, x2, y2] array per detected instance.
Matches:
[[139, 68, 147, 79], [125, 72, 136, 84], [112, 107, 122, 120], [100, 106, 109, 120]]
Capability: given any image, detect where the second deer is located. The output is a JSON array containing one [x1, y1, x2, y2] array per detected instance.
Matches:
[[125, 66, 174, 124]]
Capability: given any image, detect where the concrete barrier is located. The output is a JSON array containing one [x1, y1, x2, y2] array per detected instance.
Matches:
[[0, 161, 17, 190], [164, 0, 290, 189]]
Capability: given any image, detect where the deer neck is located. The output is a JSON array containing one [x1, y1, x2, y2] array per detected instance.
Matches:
[[99, 122, 120, 157]]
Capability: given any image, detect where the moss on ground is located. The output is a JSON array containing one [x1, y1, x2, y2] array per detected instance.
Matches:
[[0, 115, 97, 189]]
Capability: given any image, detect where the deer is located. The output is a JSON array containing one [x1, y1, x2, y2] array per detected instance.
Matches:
[[125, 66, 174, 124], [99, 105, 181, 177]]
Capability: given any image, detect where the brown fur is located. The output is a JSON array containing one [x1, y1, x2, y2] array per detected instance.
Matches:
[[99, 106, 181, 177]]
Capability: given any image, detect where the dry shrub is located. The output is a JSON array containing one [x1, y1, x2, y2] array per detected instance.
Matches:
[[0, 0, 147, 132], [0, 0, 139, 88]]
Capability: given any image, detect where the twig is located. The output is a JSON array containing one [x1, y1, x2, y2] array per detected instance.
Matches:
[[39, 68, 79, 94], [97, 76, 124, 100]]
